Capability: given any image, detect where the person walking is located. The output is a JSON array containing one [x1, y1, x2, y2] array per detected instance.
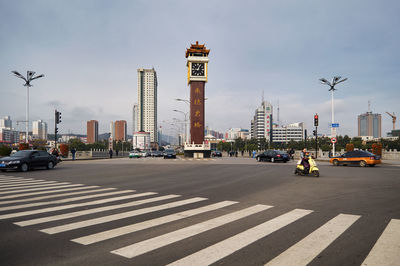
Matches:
[[109, 149, 113, 158], [71, 147, 76, 161], [116, 150, 119, 157]]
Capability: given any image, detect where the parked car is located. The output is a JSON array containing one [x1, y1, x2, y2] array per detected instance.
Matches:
[[0, 150, 58, 172], [330, 150, 381, 167], [140, 151, 151, 157], [129, 151, 141, 158], [256, 150, 290, 163], [212, 150, 222, 157], [163, 149, 176, 159], [151, 151, 163, 157]]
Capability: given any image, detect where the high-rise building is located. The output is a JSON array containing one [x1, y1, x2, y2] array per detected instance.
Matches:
[[137, 68, 158, 143], [114, 120, 127, 141], [87, 120, 99, 144], [358, 112, 382, 138], [32, 120, 48, 140], [250, 101, 273, 142], [132, 104, 138, 134], [0, 116, 12, 129]]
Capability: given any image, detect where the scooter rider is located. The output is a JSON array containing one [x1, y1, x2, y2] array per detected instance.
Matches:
[[301, 148, 310, 173]]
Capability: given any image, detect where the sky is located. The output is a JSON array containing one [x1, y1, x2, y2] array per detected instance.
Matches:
[[1, 0, 399, 138]]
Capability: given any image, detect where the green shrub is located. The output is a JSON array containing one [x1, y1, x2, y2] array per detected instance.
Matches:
[[0, 145, 12, 156]]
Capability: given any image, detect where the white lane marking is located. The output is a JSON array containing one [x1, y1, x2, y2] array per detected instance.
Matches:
[[0, 186, 97, 200], [0, 181, 63, 191], [265, 214, 360, 266], [362, 219, 400, 266], [0, 179, 43, 185], [0, 183, 80, 195], [0, 177, 33, 182], [0, 190, 138, 219], [15, 194, 180, 226], [167, 209, 313, 266], [74, 201, 240, 245], [0, 186, 102, 204], [0, 190, 137, 211], [111, 204, 270, 258], [40, 197, 207, 234]]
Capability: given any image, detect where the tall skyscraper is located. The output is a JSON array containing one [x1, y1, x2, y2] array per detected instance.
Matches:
[[32, 120, 48, 140], [114, 120, 127, 141], [358, 112, 382, 138], [137, 68, 158, 143], [0, 116, 12, 129], [132, 104, 138, 134], [251, 101, 273, 142], [87, 120, 99, 144]]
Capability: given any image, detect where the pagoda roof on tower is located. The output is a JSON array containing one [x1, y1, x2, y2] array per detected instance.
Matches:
[[186, 41, 210, 58]]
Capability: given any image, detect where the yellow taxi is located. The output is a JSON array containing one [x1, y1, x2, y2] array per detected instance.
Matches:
[[330, 150, 381, 167]]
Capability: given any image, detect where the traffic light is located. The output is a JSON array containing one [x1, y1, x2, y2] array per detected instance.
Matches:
[[313, 130, 317, 136], [314, 114, 319, 127], [55, 127, 58, 134], [55, 110, 62, 124]]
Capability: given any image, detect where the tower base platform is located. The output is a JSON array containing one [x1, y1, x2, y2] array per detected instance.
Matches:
[[184, 143, 211, 158]]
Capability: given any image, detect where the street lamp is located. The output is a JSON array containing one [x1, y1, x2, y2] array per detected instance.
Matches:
[[11, 70, 45, 143], [319, 76, 348, 156], [175, 98, 190, 105], [173, 109, 189, 144]]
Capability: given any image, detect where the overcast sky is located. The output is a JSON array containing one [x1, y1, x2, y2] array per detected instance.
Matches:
[[1, 0, 399, 137]]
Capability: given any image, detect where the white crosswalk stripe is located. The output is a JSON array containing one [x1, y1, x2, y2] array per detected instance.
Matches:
[[73, 200, 240, 245], [110, 204, 270, 258], [0, 183, 81, 195], [15, 194, 180, 226], [0, 185, 100, 200], [362, 219, 400, 266], [40, 197, 208, 234], [265, 213, 360, 266], [167, 209, 313, 266], [0, 181, 63, 191], [0, 186, 103, 204], [0, 177, 33, 182], [0, 179, 47, 185], [0, 189, 137, 211], [0, 190, 144, 219]]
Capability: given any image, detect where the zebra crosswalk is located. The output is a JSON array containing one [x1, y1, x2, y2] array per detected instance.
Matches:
[[0, 174, 399, 265]]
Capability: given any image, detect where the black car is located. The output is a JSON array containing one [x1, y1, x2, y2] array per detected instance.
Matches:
[[256, 150, 290, 163], [0, 150, 58, 172], [212, 150, 222, 157], [163, 149, 176, 159], [151, 151, 163, 157]]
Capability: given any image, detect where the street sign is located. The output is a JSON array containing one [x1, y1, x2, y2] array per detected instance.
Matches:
[[331, 137, 337, 144], [331, 123, 339, 128]]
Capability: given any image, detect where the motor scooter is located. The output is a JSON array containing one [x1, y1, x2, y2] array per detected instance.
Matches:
[[295, 155, 320, 177]]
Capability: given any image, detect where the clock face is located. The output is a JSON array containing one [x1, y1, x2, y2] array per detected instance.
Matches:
[[191, 63, 205, 76]]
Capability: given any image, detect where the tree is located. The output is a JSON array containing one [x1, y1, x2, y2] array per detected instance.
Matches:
[[68, 139, 87, 151]]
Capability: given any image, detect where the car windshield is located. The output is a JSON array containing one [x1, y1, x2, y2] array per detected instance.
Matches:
[[10, 150, 33, 157], [360, 151, 375, 156], [165, 149, 175, 153], [276, 151, 286, 154]]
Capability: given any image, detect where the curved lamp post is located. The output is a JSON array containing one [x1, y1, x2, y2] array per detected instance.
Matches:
[[12, 70, 44, 143], [319, 76, 347, 156]]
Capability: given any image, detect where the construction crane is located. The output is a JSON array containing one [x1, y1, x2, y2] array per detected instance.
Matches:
[[386, 112, 396, 130]]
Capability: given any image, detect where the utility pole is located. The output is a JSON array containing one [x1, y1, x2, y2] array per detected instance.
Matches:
[[314, 114, 319, 158]]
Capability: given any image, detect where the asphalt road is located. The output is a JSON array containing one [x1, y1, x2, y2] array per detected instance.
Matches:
[[0, 157, 399, 266]]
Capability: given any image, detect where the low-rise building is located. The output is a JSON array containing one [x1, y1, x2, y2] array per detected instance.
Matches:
[[272, 122, 304, 143]]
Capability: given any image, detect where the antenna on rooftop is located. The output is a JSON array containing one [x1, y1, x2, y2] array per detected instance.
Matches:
[[262, 90, 264, 103], [277, 99, 280, 126], [368, 100, 371, 113]]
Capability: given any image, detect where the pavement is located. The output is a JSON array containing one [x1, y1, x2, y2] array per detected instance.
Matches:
[[0, 158, 399, 265]]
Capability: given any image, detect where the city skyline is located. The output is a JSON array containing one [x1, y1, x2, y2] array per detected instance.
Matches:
[[1, 1, 399, 137]]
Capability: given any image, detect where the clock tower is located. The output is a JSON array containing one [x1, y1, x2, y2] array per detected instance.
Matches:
[[185, 41, 211, 158]]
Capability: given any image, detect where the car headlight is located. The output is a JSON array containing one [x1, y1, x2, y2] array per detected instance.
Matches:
[[9, 160, 20, 164]]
